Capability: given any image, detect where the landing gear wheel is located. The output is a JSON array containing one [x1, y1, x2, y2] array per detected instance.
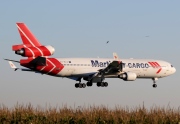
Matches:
[[101, 82, 104, 87], [82, 83, 86, 88], [104, 82, 108, 87], [79, 83, 82, 88], [152, 84, 157, 88], [152, 78, 158, 88], [87, 82, 93, 87], [97, 82, 101, 87], [75, 83, 79, 88]]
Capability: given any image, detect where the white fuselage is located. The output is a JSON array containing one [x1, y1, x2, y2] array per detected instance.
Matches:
[[56, 58, 176, 79]]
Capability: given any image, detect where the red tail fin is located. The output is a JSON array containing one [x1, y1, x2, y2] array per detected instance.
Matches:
[[16, 23, 41, 47]]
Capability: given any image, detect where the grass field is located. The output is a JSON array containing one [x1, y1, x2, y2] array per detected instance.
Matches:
[[0, 104, 180, 123]]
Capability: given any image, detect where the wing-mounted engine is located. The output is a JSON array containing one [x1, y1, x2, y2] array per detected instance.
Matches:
[[13, 45, 55, 57], [118, 72, 137, 81]]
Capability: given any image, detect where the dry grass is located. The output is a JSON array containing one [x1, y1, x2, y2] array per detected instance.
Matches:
[[0, 104, 180, 124]]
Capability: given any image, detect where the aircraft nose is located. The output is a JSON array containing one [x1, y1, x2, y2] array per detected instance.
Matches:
[[172, 67, 176, 74]]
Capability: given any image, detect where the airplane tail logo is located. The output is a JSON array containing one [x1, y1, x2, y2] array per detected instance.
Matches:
[[16, 23, 41, 47]]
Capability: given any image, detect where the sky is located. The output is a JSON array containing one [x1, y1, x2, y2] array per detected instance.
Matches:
[[0, 1, 180, 109]]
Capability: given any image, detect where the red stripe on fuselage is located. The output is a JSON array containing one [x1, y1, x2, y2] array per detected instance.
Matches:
[[36, 58, 64, 76], [154, 62, 162, 74], [48, 58, 64, 75], [148, 61, 162, 74], [156, 68, 162, 74], [154, 62, 160, 67], [148, 62, 156, 68]]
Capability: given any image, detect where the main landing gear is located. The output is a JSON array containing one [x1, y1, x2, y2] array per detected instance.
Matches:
[[75, 83, 86, 88], [152, 78, 158, 88], [87, 82, 93, 87], [75, 81, 109, 88], [97, 82, 108, 87], [75, 81, 93, 88]]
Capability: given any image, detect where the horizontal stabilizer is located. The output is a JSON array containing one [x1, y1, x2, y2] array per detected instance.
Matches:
[[7, 60, 41, 72], [4, 59, 20, 63], [8, 61, 17, 69]]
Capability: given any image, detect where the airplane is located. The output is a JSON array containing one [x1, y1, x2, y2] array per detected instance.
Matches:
[[5, 23, 176, 88]]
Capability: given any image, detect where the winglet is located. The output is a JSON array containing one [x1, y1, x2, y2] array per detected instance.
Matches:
[[113, 52, 119, 60], [8, 61, 18, 71]]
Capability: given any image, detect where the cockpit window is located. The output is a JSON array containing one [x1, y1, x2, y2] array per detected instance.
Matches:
[[171, 65, 174, 67]]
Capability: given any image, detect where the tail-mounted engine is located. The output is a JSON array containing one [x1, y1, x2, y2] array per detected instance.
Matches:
[[13, 45, 55, 57]]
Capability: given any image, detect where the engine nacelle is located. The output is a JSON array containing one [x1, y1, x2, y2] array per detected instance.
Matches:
[[118, 72, 137, 81], [15, 45, 55, 57]]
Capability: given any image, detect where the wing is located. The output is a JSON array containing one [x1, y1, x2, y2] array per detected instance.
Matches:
[[88, 53, 124, 82], [100, 52, 123, 74], [86, 61, 123, 82], [99, 60, 123, 74]]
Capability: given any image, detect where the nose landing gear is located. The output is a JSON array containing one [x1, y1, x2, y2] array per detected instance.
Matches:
[[152, 78, 158, 88], [152, 84, 157, 88]]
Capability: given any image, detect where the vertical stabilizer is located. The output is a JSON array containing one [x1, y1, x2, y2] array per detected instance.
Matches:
[[16, 23, 41, 47]]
